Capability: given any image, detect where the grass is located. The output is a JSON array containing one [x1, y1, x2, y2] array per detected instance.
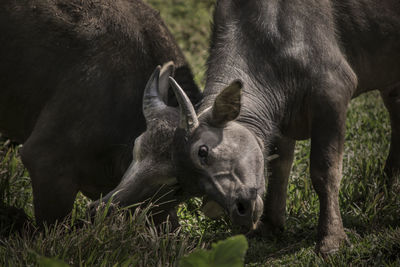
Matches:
[[0, 202, 198, 266], [148, 0, 215, 85], [1, 0, 399, 266]]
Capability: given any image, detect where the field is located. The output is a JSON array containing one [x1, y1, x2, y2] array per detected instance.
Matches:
[[1, 0, 400, 266]]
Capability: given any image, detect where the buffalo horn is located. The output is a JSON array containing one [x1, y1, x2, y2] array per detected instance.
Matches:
[[158, 61, 175, 104], [168, 77, 199, 132], [142, 66, 167, 123]]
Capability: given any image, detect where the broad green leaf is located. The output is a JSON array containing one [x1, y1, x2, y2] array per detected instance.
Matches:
[[179, 249, 211, 267], [210, 235, 248, 266], [179, 235, 248, 267]]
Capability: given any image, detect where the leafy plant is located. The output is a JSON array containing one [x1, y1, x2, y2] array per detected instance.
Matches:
[[179, 235, 248, 267]]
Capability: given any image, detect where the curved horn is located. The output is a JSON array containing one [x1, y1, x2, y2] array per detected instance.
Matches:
[[159, 61, 175, 104], [168, 77, 199, 132], [142, 66, 167, 122]]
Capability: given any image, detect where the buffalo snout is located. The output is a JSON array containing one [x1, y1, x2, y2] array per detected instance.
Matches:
[[230, 188, 264, 232]]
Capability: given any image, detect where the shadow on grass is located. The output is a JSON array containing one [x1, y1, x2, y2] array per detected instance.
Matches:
[[245, 224, 317, 264], [243, 175, 400, 265], [244, 222, 400, 266], [0, 204, 31, 237]]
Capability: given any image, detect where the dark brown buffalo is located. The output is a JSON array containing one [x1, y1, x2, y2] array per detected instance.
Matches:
[[0, 0, 201, 225]]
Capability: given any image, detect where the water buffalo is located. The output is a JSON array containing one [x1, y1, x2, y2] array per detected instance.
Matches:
[[147, 0, 399, 254], [0, 0, 201, 225]]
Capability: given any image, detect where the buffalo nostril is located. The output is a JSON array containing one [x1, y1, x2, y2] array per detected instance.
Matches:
[[236, 201, 247, 216]]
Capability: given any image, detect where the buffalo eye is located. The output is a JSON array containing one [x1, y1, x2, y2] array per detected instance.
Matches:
[[198, 145, 209, 164]]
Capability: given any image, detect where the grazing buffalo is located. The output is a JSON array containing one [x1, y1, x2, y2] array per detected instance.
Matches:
[[129, 0, 399, 254], [0, 0, 201, 225]]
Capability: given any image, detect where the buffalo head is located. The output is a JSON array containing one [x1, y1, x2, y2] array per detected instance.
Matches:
[[90, 62, 184, 219], [170, 78, 265, 232]]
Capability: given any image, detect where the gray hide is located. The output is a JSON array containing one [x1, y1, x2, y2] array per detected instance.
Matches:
[[90, 65, 187, 224], [0, 0, 201, 225], [169, 0, 400, 255]]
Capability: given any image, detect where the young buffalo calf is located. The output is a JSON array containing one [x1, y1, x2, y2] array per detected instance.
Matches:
[[143, 0, 400, 254]]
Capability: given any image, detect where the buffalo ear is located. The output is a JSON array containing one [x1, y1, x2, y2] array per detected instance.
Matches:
[[211, 80, 243, 126]]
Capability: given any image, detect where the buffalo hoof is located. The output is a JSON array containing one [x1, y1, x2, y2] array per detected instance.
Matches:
[[316, 231, 350, 256]]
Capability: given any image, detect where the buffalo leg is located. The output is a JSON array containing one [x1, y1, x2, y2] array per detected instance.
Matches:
[[21, 143, 78, 226], [257, 137, 295, 236], [380, 86, 400, 185], [310, 95, 350, 254]]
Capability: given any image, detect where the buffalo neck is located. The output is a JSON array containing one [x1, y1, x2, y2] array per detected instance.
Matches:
[[199, 5, 288, 147], [199, 0, 337, 144], [200, 63, 285, 149]]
